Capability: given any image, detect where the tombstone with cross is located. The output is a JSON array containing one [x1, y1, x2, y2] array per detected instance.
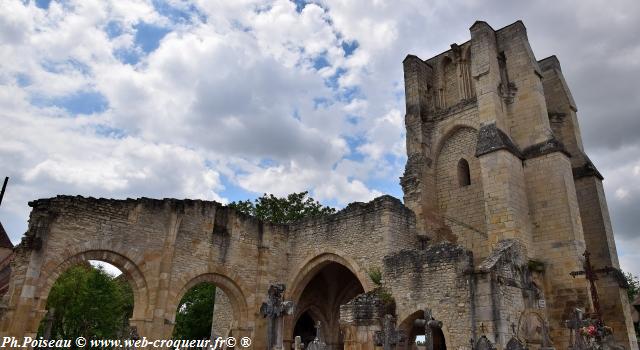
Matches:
[[260, 284, 295, 350], [373, 314, 406, 350], [307, 321, 327, 350]]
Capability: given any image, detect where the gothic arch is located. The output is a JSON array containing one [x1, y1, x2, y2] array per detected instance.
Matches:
[[286, 250, 374, 303]]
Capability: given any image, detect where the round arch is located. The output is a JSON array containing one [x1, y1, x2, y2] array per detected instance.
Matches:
[[286, 251, 374, 304], [165, 267, 251, 336], [432, 124, 478, 161], [37, 248, 150, 321]]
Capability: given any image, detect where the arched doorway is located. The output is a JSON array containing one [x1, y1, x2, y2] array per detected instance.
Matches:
[[291, 262, 365, 349], [165, 271, 250, 343], [36, 260, 136, 341]]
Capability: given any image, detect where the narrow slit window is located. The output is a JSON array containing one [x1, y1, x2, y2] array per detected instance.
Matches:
[[458, 158, 471, 187]]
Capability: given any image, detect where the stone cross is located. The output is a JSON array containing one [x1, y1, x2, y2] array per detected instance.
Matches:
[[414, 309, 442, 350], [307, 321, 327, 350], [260, 284, 295, 350], [570, 250, 616, 320], [374, 314, 405, 350]]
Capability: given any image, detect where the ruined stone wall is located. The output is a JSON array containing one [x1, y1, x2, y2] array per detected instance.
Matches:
[[286, 195, 418, 295], [384, 243, 473, 350], [0, 196, 292, 349]]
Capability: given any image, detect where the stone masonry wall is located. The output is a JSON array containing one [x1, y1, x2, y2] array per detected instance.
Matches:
[[435, 127, 487, 252], [384, 243, 474, 350], [211, 288, 234, 338]]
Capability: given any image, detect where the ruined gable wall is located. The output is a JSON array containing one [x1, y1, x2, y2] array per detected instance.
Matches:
[[286, 195, 419, 295]]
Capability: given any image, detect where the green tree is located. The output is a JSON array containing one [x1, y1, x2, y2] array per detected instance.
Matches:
[[173, 283, 216, 340], [626, 272, 640, 302], [624, 272, 640, 339], [39, 264, 133, 343], [228, 191, 335, 224]]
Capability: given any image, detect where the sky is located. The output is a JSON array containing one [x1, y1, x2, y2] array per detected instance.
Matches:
[[0, 0, 639, 276]]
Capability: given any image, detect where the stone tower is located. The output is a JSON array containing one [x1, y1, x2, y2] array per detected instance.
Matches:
[[401, 20, 637, 349]]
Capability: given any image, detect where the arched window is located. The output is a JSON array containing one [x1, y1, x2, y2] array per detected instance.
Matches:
[[457, 158, 471, 187]]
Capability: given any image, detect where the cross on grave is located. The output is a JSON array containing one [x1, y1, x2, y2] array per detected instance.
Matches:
[[307, 321, 327, 350], [564, 308, 588, 350], [569, 250, 617, 320], [414, 309, 442, 350], [260, 284, 295, 350], [374, 314, 406, 350]]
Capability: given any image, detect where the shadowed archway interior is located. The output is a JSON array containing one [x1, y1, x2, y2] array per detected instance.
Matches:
[[292, 262, 364, 350]]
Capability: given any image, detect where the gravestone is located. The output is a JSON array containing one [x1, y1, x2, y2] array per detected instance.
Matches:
[[307, 321, 327, 350], [505, 337, 526, 350], [475, 335, 496, 350], [260, 284, 295, 350]]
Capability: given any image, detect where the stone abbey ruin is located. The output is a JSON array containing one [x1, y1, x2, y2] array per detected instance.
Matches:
[[0, 21, 637, 349]]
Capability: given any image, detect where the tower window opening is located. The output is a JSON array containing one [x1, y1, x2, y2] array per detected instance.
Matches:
[[458, 158, 471, 187]]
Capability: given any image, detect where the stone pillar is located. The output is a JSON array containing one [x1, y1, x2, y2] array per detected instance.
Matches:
[[0, 210, 53, 340], [211, 287, 234, 339], [475, 126, 533, 261], [540, 54, 637, 350], [401, 55, 435, 237], [495, 21, 552, 148], [575, 176, 638, 349], [524, 152, 588, 349], [469, 21, 506, 129]]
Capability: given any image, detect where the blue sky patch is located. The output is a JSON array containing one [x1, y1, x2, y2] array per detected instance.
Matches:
[[34, 0, 52, 9], [114, 47, 142, 65], [342, 40, 359, 56], [219, 176, 259, 203], [105, 21, 124, 39], [313, 54, 330, 70], [94, 124, 126, 139], [134, 22, 171, 53], [16, 73, 31, 87], [152, 0, 205, 24], [32, 91, 109, 115]]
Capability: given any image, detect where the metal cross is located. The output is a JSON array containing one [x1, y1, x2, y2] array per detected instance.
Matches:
[[569, 250, 616, 320]]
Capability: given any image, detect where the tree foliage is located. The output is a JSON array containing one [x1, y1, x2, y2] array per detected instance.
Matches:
[[39, 264, 133, 342], [626, 272, 640, 302], [173, 283, 216, 340], [228, 191, 335, 224]]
